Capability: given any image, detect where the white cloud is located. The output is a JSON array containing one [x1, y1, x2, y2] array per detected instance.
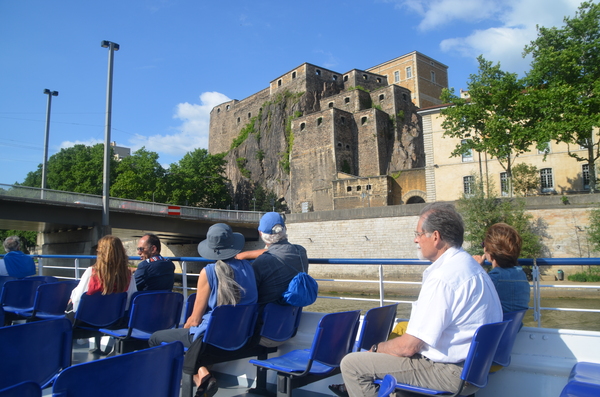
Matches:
[[128, 91, 231, 159], [429, 0, 581, 75], [59, 138, 103, 149]]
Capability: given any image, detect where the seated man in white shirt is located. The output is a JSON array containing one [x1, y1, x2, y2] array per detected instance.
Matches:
[[340, 203, 502, 397]]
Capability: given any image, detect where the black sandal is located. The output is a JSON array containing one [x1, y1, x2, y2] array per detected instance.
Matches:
[[195, 374, 218, 397], [329, 384, 349, 397]]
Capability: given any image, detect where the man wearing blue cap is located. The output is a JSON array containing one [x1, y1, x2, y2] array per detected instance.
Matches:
[[251, 212, 308, 306]]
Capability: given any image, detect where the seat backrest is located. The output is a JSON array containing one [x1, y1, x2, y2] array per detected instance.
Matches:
[[26, 276, 59, 283], [128, 292, 184, 334], [309, 310, 361, 367], [0, 381, 41, 397], [494, 309, 527, 367], [260, 303, 302, 343], [461, 320, 511, 388], [0, 276, 17, 293], [203, 303, 259, 351], [0, 318, 72, 389], [52, 342, 184, 397], [31, 280, 79, 317], [74, 292, 127, 328], [356, 304, 398, 351], [0, 279, 45, 309]]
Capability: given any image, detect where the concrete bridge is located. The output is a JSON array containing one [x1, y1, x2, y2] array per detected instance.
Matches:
[[0, 184, 263, 258]]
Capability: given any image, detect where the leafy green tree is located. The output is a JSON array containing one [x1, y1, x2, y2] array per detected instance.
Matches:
[[511, 163, 540, 197], [457, 176, 544, 258], [111, 147, 167, 202], [588, 207, 600, 253], [165, 149, 231, 208], [0, 230, 38, 254], [441, 56, 533, 195], [21, 144, 117, 195], [523, 1, 600, 192], [252, 184, 288, 212]]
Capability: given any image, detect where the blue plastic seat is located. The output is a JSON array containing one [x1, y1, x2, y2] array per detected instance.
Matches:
[[560, 380, 600, 397], [0, 381, 41, 397], [493, 309, 527, 367], [71, 292, 127, 352], [568, 362, 600, 385], [14, 280, 78, 322], [260, 303, 303, 345], [1, 279, 45, 324], [100, 291, 184, 354], [355, 304, 398, 352], [0, 276, 17, 293], [375, 320, 510, 397], [52, 341, 184, 397], [250, 310, 361, 397], [26, 276, 59, 283], [0, 318, 72, 389], [377, 375, 397, 397]]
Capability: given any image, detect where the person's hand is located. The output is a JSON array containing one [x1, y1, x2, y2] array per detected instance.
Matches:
[[472, 255, 485, 265], [184, 317, 200, 329]]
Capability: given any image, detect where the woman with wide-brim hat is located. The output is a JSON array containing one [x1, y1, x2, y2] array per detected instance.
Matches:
[[149, 223, 258, 397]]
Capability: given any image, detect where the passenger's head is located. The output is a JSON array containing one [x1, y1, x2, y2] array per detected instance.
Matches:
[[137, 233, 161, 260], [414, 203, 464, 261], [258, 212, 287, 246], [197, 223, 245, 261], [95, 235, 130, 294], [3, 236, 21, 252], [483, 223, 522, 268]]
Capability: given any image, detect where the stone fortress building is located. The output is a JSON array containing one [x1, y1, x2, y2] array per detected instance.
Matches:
[[209, 51, 448, 213]]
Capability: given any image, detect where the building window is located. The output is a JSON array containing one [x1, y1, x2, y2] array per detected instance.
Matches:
[[237, 117, 240, 124], [540, 168, 554, 192], [226, 105, 230, 111], [317, 117, 323, 126], [333, 75, 338, 81], [346, 144, 350, 149], [292, 71, 296, 79], [583, 164, 590, 190], [361, 116, 368, 125], [316, 69, 321, 76], [347, 186, 352, 192], [329, 102, 334, 108], [500, 172, 509, 196], [538, 142, 551, 155], [340, 116, 345, 125], [337, 142, 342, 148], [344, 75, 348, 82], [357, 185, 362, 191], [463, 176, 475, 196], [376, 78, 381, 83], [431, 71, 436, 83], [344, 97, 350, 104], [363, 74, 368, 80], [278, 79, 282, 87], [379, 94, 385, 101], [366, 184, 372, 190], [217, 108, 220, 113], [300, 122, 306, 131], [394, 71, 400, 82], [406, 66, 412, 79], [402, 93, 408, 101], [461, 139, 473, 162], [248, 112, 251, 118]]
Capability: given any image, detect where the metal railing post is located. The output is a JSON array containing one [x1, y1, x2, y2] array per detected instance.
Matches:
[[532, 258, 541, 327], [181, 261, 188, 296], [379, 264, 385, 307], [74, 258, 80, 280], [38, 257, 44, 276]]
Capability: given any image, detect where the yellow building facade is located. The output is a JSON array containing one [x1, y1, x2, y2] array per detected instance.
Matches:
[[419, 104, 594, 202]]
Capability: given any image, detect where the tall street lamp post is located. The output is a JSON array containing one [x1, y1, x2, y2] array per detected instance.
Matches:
[[41, 89, 58, 200], [101, 40, 119, 235]]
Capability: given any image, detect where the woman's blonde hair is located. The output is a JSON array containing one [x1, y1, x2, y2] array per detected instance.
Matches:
[[94, 235, 130, 294]]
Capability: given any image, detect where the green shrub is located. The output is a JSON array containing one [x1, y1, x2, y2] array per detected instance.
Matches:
[[567, 266, 600, 282]]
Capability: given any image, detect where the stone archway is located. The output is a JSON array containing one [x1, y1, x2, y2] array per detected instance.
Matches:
[[402, 190, 427, 204]]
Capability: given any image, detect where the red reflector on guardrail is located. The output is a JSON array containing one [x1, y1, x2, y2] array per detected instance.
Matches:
[[168, 206, 181, 216]]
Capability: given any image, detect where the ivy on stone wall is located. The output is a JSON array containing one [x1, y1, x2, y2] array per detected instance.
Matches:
[[236, 157, 251, 178], [230, 117, 257, 150]]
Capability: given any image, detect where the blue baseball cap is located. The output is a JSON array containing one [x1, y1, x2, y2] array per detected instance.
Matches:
[[258, 212, 285, 234]]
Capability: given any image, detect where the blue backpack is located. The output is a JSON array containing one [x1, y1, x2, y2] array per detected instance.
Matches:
[[274, 246, 318, 307]]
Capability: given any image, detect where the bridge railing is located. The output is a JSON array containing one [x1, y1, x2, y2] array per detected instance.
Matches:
[[0, 183, 263, 222], [8, 254, 597, 329]]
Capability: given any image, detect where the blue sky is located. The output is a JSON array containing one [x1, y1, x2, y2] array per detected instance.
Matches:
[[0, 0, 584, 185]]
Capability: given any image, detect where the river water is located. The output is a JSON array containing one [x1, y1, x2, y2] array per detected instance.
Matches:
[[305, 290, 600, 332]]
